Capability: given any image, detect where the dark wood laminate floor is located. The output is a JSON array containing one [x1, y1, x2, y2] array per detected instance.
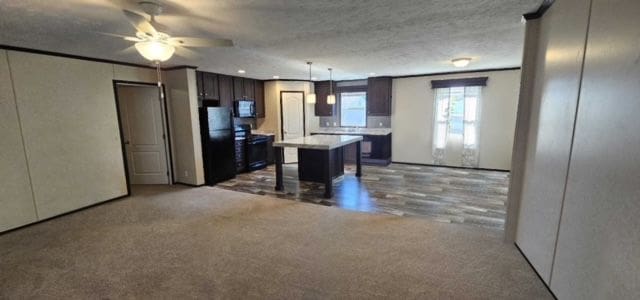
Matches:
[[217, 163, 510, 230]]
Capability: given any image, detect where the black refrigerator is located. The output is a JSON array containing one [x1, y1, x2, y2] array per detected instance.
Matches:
[[200, 106, 236, 185]]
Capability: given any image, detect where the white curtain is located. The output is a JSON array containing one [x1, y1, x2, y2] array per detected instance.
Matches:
[[432, 86, 481, 167], [432, 88, 450, 165], [461, 86, 481, 167]]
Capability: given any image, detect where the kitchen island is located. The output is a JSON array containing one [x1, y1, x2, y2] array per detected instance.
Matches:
[[273, 135, 363, 198]]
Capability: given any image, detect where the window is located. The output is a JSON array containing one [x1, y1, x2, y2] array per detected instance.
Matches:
[[432, 86, 481, 167], [340, 91, 367, 127]]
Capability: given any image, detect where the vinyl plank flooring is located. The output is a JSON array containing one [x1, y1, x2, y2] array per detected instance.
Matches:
[[217, 163, 510, 230]]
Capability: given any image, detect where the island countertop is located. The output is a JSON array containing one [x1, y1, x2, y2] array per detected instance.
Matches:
[[273, 134, 363, 150], [310, 127, 392, 136]]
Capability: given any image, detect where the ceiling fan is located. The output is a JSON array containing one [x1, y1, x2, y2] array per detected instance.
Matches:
[[108, 1, 233, 62]]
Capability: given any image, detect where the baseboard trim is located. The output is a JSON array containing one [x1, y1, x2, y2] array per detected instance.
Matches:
[[391, 161, 510, 173], [514, 243, 558, 300], [0, 193, 129, 235], [174, 182, 206, 188]]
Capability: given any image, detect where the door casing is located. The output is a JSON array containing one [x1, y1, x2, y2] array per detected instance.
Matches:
[[113, 81, 173, 190]]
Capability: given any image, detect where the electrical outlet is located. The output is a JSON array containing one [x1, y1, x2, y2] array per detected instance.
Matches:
[[184, 171, 189, 177], [333, 122, 337, 126], [379, 122, 383, 127], [325, 122, 329, 126]]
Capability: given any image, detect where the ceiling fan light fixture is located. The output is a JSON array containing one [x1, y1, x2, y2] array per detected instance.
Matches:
[[452, 58, 471, 68], [135, 40, 175, 62]]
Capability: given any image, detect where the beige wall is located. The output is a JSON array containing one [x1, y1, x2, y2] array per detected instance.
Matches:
[[0, 50, 38, 231], [113, 65, 157, 83], [392, 70, 521, 170], [258, 80, 317, 140], [163, 68, 204, 185]]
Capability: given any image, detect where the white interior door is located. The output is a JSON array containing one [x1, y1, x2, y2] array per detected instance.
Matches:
[[281, 92, 305, 163], [117, 85, 170, 184]]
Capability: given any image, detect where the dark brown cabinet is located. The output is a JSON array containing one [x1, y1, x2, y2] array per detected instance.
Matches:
[[218, 75, 234, 108], [243, 79, 255, 100], [254, 80, 265, 118], [233, 77, 255, 100], [314, 80, 336, 116], [196, 71, 264, 117], [196, 71, 220, 100], [202, 72, 219, 100], [367, 77, 392, 116], [233, 77, 243, 100]]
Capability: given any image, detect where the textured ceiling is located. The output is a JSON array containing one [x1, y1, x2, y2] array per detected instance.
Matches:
[[0, 0, 542, 80]]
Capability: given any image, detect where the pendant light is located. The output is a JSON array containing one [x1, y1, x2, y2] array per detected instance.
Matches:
[[327, 68, 336, 105], [307, 62, 316, 104]]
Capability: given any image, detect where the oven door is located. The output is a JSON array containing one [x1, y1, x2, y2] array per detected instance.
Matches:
[[247, 137, 268, 171]]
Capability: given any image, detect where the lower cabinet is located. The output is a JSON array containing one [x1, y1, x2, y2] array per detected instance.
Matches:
[[311, 133, 391, 165]]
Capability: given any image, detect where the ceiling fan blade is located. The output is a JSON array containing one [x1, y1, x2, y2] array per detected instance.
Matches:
[[97, 32, 142, 42], [123, 9, 158, 37], [118, 45, 138, 55], [168, 37, 233, 48], [174, 46, 200, 60]]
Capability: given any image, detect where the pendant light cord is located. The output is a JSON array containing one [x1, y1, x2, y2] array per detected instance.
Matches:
[[329, 68, 333, 94]]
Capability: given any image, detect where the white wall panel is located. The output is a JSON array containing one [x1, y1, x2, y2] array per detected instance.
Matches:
[[514, 0, 591, 283], [550, 0, 640, 297], [0, 50, 37, 231], [8, 51, 127, 219], [163, 68, 204, 185]]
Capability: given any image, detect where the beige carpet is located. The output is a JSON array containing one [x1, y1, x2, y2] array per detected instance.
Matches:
[[0, 185, 551, 299]]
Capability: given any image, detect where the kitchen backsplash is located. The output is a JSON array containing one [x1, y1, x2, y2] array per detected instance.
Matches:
[[319, 116, 391, 128]]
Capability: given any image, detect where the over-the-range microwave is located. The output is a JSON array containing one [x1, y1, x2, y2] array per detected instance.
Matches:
[[234, 99, 256, 118]]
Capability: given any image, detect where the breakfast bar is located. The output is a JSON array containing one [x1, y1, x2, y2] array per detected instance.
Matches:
[[273, 135, 363, 198]]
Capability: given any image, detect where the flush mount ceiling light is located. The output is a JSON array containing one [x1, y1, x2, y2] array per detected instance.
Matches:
[[327, 68, 336, 105], [273, 75, 280, 79], [238, 69, 246, 74], [452, 58, 472, 67], [307, 62, 316, 104], [369, 72, 376, 76]]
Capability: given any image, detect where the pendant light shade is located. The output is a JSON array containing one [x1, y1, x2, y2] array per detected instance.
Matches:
[[327, 68, 335, 105], [307, 62, 316, 104], [327, 94, 336, 105], [135, 40, 175, 62]]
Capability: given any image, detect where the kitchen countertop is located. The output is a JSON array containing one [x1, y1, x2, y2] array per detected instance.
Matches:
[[251, 130, 276, 136], [310, 127, 392, 136], [273, 134, 363, 150]]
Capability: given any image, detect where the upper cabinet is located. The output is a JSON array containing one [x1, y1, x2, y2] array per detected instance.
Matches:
[[254, 80, 265, 118], [218, 75, 234, 108], [243, 79, 255, 100], [314, 80, 336, 116], [233, 77, 255, 100], [367, 77, 392, 116], [196, 71, 219, 100], [233, 77, 243, 100], [196, 71, 263, 117]]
